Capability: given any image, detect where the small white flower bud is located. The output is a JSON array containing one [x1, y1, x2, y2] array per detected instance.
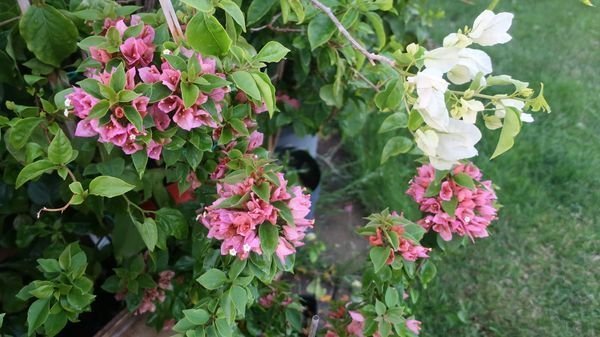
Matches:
[[64, 97, 71, 107], [162, 49, 172, 55], [229, 248, 237, 256], [243, 244, 251, 252]]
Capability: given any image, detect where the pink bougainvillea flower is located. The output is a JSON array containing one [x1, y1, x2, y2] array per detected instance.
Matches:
[[74, 119, 99, 137], [132, 96, 150, 117], [120, 37, 154, 67], [160, 67, 181, 92], [125, 67, 137, 90], [406, 319, 422, 335], [67, 88, 99, 119], [346, 311, 365, 337], [139, 65, 162, 83], [173, 108, 216, 131], [89, 47, 112, 64], [157, 95, 183, 114], [150, 106, 171, 131], [146, 139, 163, 160]]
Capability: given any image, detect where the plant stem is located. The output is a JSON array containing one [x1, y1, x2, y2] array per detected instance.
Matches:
[[17, 0, 30, 14], [0, 16, 20, 27], [487, 0, 501, 11], [309, 0, 395, 67], [158, 0, 183, 43]]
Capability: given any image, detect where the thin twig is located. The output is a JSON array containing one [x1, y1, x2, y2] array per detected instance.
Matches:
[[37, 203, 71, 218], [352, 68, 380, 92], [250, 13, 304, 33], [309, 0, 395, 66], [0, 16, 20, 27]]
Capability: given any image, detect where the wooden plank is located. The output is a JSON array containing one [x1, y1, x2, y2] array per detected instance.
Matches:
[[93, 310, 172, 337]]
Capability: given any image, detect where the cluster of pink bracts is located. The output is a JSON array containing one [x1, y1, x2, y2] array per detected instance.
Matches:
[[368, 224, 431, 264], [66, 16, 229, 160], [115, 270, 175, 315], [200, 172, 314, 263], [407, 163, 498, 241], [325, 306, 421, 337]]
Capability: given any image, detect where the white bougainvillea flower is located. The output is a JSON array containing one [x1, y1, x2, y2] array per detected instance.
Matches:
[[495, 98, 533, 122], [443, 32, 473, 48], [415, 119, 482, 170], [408, 68, 450, 131], [453, 98, 485, 124], [447, 48, 493, 85], [469, 10, 514, 46], [424, 47, 461, 73]]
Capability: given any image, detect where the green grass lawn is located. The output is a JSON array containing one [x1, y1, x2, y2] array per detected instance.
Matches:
[[346, 1, 600, 336]]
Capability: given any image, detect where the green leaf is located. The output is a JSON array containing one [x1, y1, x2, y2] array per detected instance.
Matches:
[[156, 208, 188, 240], [259, 223, 279, 256], [251, 182, 270, 202], [186, 13, 232, 56], [441, 197, 458, 217], [181, 82, 200, 109], [215, 318, 232, 337], [123, 106, 144, 131], [453, 172, 476, 189], [134, 218, 158, 251], [370, 246, 389, 273], [0, 313, 4, 329], [19, 5, 78, 67], [385, 287, 399, 307], [491, 107, 521, 159], [77, 79, 102, 98], [381, 136, 412, 164], [407, 109, 424, 131], [118, 90, 142, 102], [218, 0, 246, 31], [228, 259, 247, 280], [88, 176, 135, 198], [163, 54, 187, 71], [275, 202, 295, 226], [27, 298, 50, 336], [109, 63, 126, 92], [183, 308, 210, 325], [307, 13, 336, 50], [37, 259, 61, 273], [247, 0, 277, 25], [230, 285, 247, 316], [132, 151, 148, 179], [365, 12, 386, 50], [134, 83, 171, 103], [419, 260, 437, 285], [251, 72, 276, 116], [229, 118, 249, 136], [9, 117, 43, 149], [69, 181, 84, 194], [16, 160, 57, 188], [231, 71, 261, 101], [180, 0, 213, 12], [86, 100, 111, 120], [196, 268, 228, 290], [378, 112, 408, 133], [375, 79, 403, 111], [375, 299, 386, 316], [255, 41, 290, 63], [44, 312, 67, 337], [48, 129, 74, 165]]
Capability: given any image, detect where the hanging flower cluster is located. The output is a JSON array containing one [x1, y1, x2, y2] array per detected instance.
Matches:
[[114, 270, 175, 315], [406, 163, 498, 241], [406, 10, 547, 170], [66, 15, 230, 159], [200, 168, 314, 262]]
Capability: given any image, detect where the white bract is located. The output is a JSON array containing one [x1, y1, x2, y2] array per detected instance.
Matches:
[[408, 68, 450, 131], [415, 119, 482, 170], [443, 33, 472, 48], [495, 98, 533, 122], [447, 48, 492, 85], [468, 10, 514, 46]]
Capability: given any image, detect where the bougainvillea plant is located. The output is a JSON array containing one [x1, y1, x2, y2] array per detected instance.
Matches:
[[0, 0, 549, 336]]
